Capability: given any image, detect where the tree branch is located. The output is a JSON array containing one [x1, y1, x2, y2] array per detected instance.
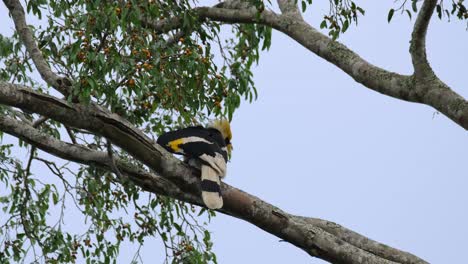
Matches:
[[32, 116, 48, 128], [181, 4, 468, 129], [65, 126, 77, 144], [2, 0, 72, 96], [0, 81, 428, 264], [141, 16, 183, 34], [160, 6, 414, 100], [278, 0, 302, 18], [0, 114, 199, 203], [0, 2, 460, 262], [410, 0, 437, 77], [0, 81, 201, 188], [303, 217, 425, 264]]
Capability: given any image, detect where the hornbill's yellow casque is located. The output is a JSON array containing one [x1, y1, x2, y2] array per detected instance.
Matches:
[[156, 120, 232, 209]]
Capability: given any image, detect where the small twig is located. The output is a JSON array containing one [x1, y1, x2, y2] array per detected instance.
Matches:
[[25, 146, 36, 176], [95, 31, 109, 53], [34, 157, 84, 213], [106, 138, 125, 181], [65, 126, 77, 144], [165, 30, 186, 46], [32, 116, 48, 128], [19, 146, 47, 254]]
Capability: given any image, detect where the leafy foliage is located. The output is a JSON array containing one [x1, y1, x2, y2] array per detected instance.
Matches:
[[22, 0, 269, 131], [0, 149, 217, 263], [2, 0, 465, 263], [0, 34, 36, 86], [0, 0, 271, 263]]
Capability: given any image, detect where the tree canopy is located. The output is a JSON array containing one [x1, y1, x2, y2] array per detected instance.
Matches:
[[0, 0, 467, 263]]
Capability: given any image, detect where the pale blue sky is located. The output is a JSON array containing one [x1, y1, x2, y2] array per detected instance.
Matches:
[[1, 1, 467, 264], [208, 2, 468, 263]]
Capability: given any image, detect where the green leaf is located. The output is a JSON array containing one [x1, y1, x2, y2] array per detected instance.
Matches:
[[406, 10, 412, 20], [320, 20, 327, 29], [356, 7, 365, 15], [436, 5, 442, 19], [412, 1, 418, 12], [387, 9, 395, 22], [52, 192, 59, 205], [302, 1, 307, 12], [342, 20, 349, 32]]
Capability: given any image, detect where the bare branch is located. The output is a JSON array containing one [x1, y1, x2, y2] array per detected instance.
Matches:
[[106, 138, 125, 181], [32, 116, 48, 128], [154, 6, 414, 102], [2, 0, 72, 95], [178, 5, 468, 129], [304, 217, 425, 264], [410, 0, 437, 77], [142, 6, 267, 34], [196, 6, 267, 24], [278, 0, 302, 18], [214, 0, 256, 10], [25, 146, 35, 176], [65, 126, 77, 144]]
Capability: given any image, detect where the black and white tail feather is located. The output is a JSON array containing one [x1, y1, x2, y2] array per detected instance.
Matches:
[[186, 155, 225, 209], [201, 163, 224, 209], [157, 120, 232, 209]]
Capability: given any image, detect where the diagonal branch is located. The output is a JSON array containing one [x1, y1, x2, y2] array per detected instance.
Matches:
[[278, 0, 302, 18], [32, 116, 48, 127], [303, 217, 425, 264], [410, 0, 437, 77], [150, 6, 415, 103], [0, 81, 428, 264], [0, 114, 200, 204], [0, 81, 201, 188], [142, 6, 265, 33], [176, 4, 467, 129], [2, 0, 72, 95], [194, 7, 417, 100], [0, 2, 458, 262]]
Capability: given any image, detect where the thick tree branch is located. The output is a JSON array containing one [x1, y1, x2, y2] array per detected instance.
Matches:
[[0, 114, 199, 204], [277, 0, 302, 18], [142, 6, 262, 36], [192, 7, 415, 99], [0, 82, 428, 264], [303, 217, 424, 264], [410, 0, 437, 77], [144, 5, 411, 103], [0, 2, 460, 262], [2, 0, 71, 95], [179, 4, 468, 129], [32, 116, 48, 127], [0, 82, 203, 189]]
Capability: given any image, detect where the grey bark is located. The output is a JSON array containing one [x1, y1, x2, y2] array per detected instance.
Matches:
[[0, 0, 463, 263], [0, 82, 428, 264], [192, 1, 468, 129], [3, 0, 72, 96], [142, 0, 468, 129]]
